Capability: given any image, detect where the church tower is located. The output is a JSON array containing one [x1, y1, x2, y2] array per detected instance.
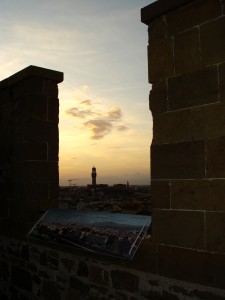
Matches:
[[91, 166, 97, 186]]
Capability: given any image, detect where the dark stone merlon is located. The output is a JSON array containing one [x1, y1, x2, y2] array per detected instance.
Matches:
[[0, 65, 63, 237], [0, 65, 63, 88], [141, 0, 196, 25]]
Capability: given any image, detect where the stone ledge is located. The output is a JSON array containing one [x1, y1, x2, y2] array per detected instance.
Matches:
[[0, 65, 64, 89], [25, 235, 158, 274], [141, 0, 196, 25]]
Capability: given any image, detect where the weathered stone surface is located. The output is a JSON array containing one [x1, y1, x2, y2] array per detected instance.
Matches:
[[167, 0, 222, 35], [48, 255, 59, 268], [149, 80, 168, 116], [40, 252, 47, 266], [153, 109, 192, 144], [168, 66, 218, 110], [174, 27, 201, 75], [39, 270, 50, 279], [7, 244, 20, 257], [30, 246, 40, 254], [206, 136, 225, 178], [2, 261, 9, 281], [148, 16, 167, 44], [26, 183, 49, 204], [22, 161, 58, 182], [223, 0, 225, 14], [88, 295, 108, 300], [158, 245, 210, 286], [169, 286, 193, 297], [43, 80, 58, 97], [0, 87, 11, 104], [48, 249, 58, 258], [114, 291, 129, 300], [61, 258, 75, 272], [70, 276, 90, 294], [90, 284, 108, 295], [141, 289, 162, 300], [13, 95, 48, 121], [148, 38, 174, 83], [149, 279, 159, 287], [163, 290, 179, 300], [48, 97, 59, 122], [0, 66, 61, 232], [33, 274, 41, 285], [42, 280, 61, 300], [49, 182, 59, 201], [111, 270, 139, 292], [159, 247, 225, 289], [220, 62, 225, 103], [9, 122, 24, 143], [11, 265, 32, 291], [131, 239, 158, 274], [12, 77, 44, 99], [0, 101, 13, 124], [201, 16, 225, 66], [130, 297, 139, 300], [141, 0, 197, 26], [171, 179, 225, 211], [48, 142, 58, 161], [39, 197, 58, 212], [65, 288, 81, 300], [151, 180, 170, 209], [8, 65, 63, 86], [193, 290, 225, 300], [57, 275, 67, 285], [192, 103, 225, 141], [77, 261, 88, 277], [24, 119, 58, 142], [0, 292, 9, 300], [151, 141, 205, 179], [210, 253, 225, 289], [153, 209, 205, 249], [15, 142, 47, 161], [89, 265, 109, 286], [20, 245, 29, 261], [206, 212, 225, 253], [222, 0, 225, 12], [27, 262, 37, 273]]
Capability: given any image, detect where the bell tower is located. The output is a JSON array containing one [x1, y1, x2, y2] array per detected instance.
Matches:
[[91, 166, 97, 186]]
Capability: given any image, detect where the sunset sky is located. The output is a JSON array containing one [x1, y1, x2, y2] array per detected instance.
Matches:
[[0, 0, 154, 186]]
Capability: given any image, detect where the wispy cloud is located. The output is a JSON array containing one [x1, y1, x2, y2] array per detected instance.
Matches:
[[66, 107, 98, 119], [66, 98, 129, 139], [105, 107, 122, 120], [84, 119, 112, 140], [117, 125, 129, 131], [80, 99, 92, 106]]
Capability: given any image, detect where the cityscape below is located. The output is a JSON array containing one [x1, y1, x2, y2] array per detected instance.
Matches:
[[59, 167, 151, 215]]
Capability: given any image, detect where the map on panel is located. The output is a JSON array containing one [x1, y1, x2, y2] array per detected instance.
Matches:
[[27, 209, 151, 260]]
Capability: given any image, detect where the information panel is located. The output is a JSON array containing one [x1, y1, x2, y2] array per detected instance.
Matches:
[[27, 209, 151, 260]]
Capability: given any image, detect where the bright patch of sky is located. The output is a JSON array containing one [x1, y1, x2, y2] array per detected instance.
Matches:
[[0, 0, 155, 186]]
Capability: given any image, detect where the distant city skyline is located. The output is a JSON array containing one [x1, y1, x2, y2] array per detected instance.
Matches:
[[0, 0, 155, 186], [66, 166, 149, 187]]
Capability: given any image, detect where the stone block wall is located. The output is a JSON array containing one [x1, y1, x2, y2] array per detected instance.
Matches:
[[1, 236, 225, 300], [142, 0, 225, 289], [0, 66, 63, 238]]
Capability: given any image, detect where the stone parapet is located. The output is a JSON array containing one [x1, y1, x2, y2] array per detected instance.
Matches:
[[142, 0, 225, 291], [1, 236, 225, 300], [0, 66, 63, 237]]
